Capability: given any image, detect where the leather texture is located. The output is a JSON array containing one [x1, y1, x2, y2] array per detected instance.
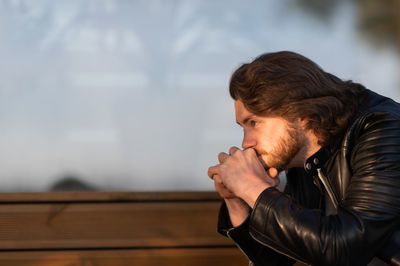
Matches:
[[218, 89, 400, 266]]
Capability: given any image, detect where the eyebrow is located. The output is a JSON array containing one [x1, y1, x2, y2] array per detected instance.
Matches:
[[236, 115, 254, 126]]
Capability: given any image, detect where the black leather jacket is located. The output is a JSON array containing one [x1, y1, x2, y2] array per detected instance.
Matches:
[[218, 89, 400, 266]]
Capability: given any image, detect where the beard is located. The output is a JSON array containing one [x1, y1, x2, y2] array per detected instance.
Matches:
[[258, 122, 304, 170]]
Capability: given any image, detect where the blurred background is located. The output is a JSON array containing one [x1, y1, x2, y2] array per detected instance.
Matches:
[[0, 0, 399, 192]]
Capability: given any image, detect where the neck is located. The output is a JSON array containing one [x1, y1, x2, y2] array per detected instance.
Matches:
[[303, 130, 321, 160], [288, 130, 321, 168]]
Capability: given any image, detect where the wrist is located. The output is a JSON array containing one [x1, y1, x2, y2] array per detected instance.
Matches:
[[224, 198, 250, 227], [243, 183, 270, 208], [225, 197, 249, 210]]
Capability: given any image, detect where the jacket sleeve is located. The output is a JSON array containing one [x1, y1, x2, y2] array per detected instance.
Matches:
[[216, 168, 318, 266], [217, 201, 295, 266], [247, 112, 400, 266]]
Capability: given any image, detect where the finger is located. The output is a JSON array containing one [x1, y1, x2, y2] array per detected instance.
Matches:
[[218, 152, 229, 164], [229, 146, 240, 155], [268, 168, 279, 178], [207, 165, 220, 179], [213, 174, 223, 184], [214, 181, 236, 198], [244, 148, 256, 155], [213, 175, 232, 195]]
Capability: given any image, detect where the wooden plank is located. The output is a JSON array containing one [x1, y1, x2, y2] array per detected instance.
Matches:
[[0, 248, 249, 266], [0, 191, 221, 203], [0, 201, 231, 250]]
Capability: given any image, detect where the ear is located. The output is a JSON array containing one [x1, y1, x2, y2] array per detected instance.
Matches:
[[299, 118, 311, 130], [300, 118, 322, 149]]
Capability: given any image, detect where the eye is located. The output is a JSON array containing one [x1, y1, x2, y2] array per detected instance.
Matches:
[[250, 120, 258, 127]]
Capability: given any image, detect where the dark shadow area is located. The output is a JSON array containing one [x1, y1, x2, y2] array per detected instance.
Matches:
[[49, 175, 97, 191]]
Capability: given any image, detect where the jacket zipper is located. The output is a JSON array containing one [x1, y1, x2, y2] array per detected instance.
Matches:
[[316, 168, 338, 210]]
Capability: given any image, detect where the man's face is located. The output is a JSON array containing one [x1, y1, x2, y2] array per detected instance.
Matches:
[[234, 100, 305, 170]]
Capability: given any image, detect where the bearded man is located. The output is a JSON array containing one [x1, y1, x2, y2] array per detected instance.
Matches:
[[208, 51, 400, 266]]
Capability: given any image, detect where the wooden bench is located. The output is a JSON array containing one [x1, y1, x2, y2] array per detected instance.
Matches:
[[0, 191, 248, 265]]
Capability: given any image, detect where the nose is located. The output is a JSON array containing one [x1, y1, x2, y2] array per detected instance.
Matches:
[[242, 131, 256, 149]]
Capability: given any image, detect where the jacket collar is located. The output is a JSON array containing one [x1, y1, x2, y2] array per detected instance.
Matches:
[[303, 147, 331, 176]]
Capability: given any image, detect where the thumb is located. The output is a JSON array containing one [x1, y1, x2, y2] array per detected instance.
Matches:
[[267, 168, 279, 178]]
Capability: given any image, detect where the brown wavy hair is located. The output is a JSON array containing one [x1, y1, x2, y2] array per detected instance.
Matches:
[[229, 51, 366, 146]]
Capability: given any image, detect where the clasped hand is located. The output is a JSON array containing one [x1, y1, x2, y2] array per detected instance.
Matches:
[[208, 146, 280, 208]]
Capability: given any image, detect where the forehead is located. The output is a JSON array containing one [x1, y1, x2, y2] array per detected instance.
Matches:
[[234, 100, 256, 120], [235, 100, 251, 116]]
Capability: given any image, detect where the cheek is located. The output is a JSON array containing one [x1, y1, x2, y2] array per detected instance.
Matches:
[[256, 128, 284, 153], [255, 135, 272, 153], [268, 125, 287, 143]]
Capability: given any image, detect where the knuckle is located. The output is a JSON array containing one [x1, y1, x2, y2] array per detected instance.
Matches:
[[229, 146, 239, 155], [219, 164, 226, 171], [219, 164, 229, 174], [207, 165, 218, 176], [232, 150, 244, 159], [218, 152, 227, 162], [207, 169, 213, 178], [244, 148, 254, 154]]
